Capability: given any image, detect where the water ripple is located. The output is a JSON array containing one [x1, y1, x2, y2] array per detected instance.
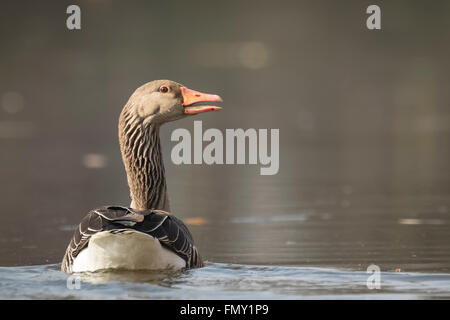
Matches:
[[1, 263, 450, 299]]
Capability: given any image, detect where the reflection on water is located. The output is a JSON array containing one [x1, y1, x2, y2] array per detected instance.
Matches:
[[2, 263, 450, 299], [75, 268, 183, 286], [398, 218, 446, 225], [231, 214, 309, 224]]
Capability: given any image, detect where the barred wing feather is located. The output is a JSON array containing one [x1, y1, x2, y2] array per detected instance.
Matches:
[[61, 206, 203, 273]]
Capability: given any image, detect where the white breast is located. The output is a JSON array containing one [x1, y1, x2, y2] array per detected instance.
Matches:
[[72, 230, 186, 272]]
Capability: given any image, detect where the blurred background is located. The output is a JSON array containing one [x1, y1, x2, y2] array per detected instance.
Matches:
[[0, 0, 449, 272]]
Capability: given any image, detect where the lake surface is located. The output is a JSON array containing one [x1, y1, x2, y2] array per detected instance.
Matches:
[[1, 1, 449, 299], [1, 178, 450, 299], [2, 263, 450, 299]]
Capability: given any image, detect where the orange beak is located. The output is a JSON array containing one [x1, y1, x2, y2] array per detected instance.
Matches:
[[181, 86, 223, 114]]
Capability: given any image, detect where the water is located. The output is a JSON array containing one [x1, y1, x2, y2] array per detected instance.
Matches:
[[1, 1, 450, 299], [2, 263, 450, 299], [2, 189, 450, 299]]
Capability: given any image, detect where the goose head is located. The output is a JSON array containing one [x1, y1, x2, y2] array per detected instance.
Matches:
[[126, 80, 223, 125]]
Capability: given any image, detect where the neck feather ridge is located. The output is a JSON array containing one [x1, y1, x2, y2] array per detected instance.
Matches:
[[118, 109, 170, 211]]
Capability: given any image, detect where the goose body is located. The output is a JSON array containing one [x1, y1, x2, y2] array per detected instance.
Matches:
[[62, 206, 201, 273], [72, 231, 186, 272], [61, 80, 222, 273]]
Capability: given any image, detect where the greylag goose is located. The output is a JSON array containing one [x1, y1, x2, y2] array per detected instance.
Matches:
[[61, 80, 222, 273]]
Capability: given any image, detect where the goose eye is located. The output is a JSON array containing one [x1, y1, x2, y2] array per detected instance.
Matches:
[[159, 86, 169, 93]]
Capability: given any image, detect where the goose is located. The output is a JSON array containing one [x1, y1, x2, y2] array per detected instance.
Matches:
[[61, 80, 222, 273]]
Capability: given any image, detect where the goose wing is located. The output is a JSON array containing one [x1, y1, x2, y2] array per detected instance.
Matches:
[[61, 206, 203, 273]]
